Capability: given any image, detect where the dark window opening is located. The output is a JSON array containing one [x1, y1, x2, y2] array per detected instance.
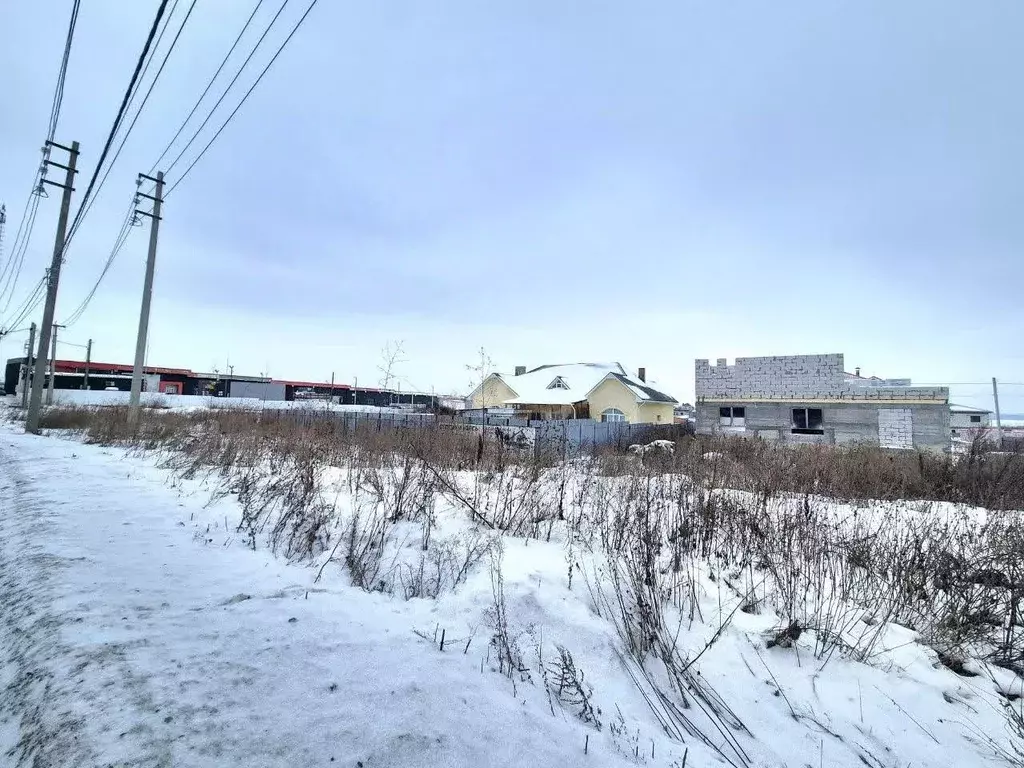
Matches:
[[792, 407, 824, 435], [719, 406, 746, 427], [970, 415, 982, 424]]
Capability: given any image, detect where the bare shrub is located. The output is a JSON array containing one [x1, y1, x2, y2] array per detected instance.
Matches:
[[33, 402, 1024, 691], [487, 543, 532, 693], [37, 405, 95, 431], [543, 645, 601, 730], [356, 455, 431, 524], [425, 459, 566, 537], [1007, 697, 1024, 766], [344, 495, 393, 592], [398, 531, 495, 600]]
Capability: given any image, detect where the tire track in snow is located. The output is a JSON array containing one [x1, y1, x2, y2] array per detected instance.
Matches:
[[0, 438, 179, 767], [0, 439, 95, 767]]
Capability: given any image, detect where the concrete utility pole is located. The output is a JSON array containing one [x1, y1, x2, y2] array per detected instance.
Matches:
[[46, 323, 63, 405], [26, 139, 79, 434], [992, 377, 1004, 450], [128, 171, 164, 424], [83, 338, 92, 390], [21, 322, 36, 408]]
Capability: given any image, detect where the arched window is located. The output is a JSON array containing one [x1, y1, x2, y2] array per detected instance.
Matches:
[[601, 408, 626, 423]]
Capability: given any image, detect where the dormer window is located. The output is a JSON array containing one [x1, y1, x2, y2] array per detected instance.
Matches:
[[547, 376, 569, 390]]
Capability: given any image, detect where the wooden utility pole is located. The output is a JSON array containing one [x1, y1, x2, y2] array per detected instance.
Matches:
[[992, 377, 1004, 450], [26, 139, 79, 434], [128, 171, 164, 423], [83, 338, 92, 389], [21, 322, 36, 408], [46, 323, 63, 405]]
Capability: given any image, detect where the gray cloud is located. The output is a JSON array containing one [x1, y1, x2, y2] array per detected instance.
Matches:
[[1, 0, 1021, 405]]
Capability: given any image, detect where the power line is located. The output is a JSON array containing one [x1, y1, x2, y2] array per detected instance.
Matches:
[[0, 193, 42, 313], [47, 0, 82, 142], [3, 273, 47, 333], [57, 339, 89, 349], [163, 0, 292, 178], [917, 382, 1024, 387], [61, 0, 199, 328], [70, 0, 195, 245], [0, 0, 80, 316], [166, 0, 320, 196], [61, 201, 137, 327], [62, 0, 171, 255], [0, 187, 39, 293], [7, 274, 46, 327], [150, 0, 266, 175]]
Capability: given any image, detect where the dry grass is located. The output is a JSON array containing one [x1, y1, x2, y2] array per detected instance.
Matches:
[[31, 404, 1024, 760], [595, 432, 1024, 511]]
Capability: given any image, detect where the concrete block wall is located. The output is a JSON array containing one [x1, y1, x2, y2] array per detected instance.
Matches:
[[909, 403, 951, 452], [695, 400, 951, 452], [696, 354, 846, 399], [695, 354, 947, 403], [878, 408, 914, 449]]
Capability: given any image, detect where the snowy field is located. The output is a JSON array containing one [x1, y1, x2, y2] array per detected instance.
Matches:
[[1, 417, 1022, 767]]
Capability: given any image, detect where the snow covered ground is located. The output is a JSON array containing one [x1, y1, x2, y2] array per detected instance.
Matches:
[[31, 389, 427, 416], [1, 422, 1021, 767]]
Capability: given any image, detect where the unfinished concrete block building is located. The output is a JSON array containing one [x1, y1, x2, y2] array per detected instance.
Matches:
[[695, 353, 950, 451]]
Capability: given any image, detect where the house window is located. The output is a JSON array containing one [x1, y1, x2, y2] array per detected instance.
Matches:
[[792, 408, 824, 434], [970, 415, 981, 424], [602, 408, 626, 423], [547, 377, 569, 390], [719, 406, 745, 427]]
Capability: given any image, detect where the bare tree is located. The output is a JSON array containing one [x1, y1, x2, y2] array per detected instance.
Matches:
[[466, 346, 496, 408], [377, 340, 408, 406]]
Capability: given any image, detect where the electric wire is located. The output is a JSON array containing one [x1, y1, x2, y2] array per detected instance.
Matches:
[[61, 0, 171, 256], [0, 0, 81, 322], [0, 195, 42, 313], [149, 0, 266, 175], [63, 0, 264, 327], [69, 0, 193, 243], [163, 0, 292, 179], [166, 0, 320, 196], [7, 275, 47, 327], [4, 274, 48, 332], [61, 201, 137, 327], [47, 0, 82, 142]]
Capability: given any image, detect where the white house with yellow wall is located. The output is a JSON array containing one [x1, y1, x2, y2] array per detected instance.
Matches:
[[466, 363, 677, 424]]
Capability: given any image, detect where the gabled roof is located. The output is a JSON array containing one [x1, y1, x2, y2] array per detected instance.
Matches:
[[486, 363, 677, 407], [607, 373, 677, 404]]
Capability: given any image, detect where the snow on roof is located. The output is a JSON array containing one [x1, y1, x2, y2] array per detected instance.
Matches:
[[949, 403, 992, 414], [497, 363, 676, 406]]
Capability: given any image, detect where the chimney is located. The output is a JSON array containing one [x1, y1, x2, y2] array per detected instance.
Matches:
[[638, 367, 646, 382], [855, 367, 861, 377], [514, 365, 526, 376]]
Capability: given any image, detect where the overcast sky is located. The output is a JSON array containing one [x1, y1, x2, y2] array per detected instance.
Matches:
[[1, 1, 1022, 410]]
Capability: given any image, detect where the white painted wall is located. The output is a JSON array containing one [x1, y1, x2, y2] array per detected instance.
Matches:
[[950, 411, 991, 429], [48, 389, 430, 416], [52, 390, 214, 409]]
